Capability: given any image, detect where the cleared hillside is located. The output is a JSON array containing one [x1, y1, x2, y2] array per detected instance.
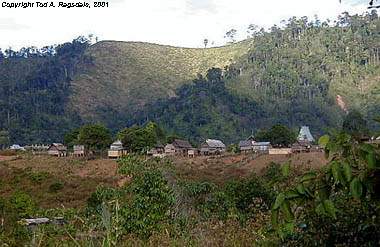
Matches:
[[69, 40, 253, 121]]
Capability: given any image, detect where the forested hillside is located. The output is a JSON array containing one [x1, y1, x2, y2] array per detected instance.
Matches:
[[226, 11, 380, 129], [0, 11, 379, 144], [0, 38, 93, 144]]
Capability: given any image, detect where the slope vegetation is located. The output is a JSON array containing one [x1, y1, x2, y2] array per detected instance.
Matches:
[[70, 40, 253, 122]]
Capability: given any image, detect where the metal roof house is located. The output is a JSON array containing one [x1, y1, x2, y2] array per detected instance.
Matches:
[[252, 142, 271, 152], [297, 126, 315, 143], [108, 140, 127, 159], [239, 140, 253, 152]]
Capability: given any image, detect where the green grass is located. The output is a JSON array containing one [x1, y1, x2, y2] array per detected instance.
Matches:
[[69, 40, 253, 121]]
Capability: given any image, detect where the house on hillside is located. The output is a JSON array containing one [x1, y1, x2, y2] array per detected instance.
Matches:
[[25, 144, 49, 155], [166, 139, 193, 156], [73, 145, 86, 157], [147, 144, 165, 157], [252, 142, 271, 152], [297, 126, 315, 143], [164, 144, 176, 156], [187, 148, 197, 158], [239, 140, 253, 153], [108, 140, 127, 159], [9, 144, 25, 151], [47, 143, 67, 157], [200, 139, 226, 155]]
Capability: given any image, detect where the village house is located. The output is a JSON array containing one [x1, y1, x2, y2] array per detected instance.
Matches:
[[9, 144, 25, 151], [187, 148, 197, 158], [73, 145, 86, 157], [297, 126, 315, 143], [108, 140, 127, 159], [25, 144, 49, 155], [147, 144, 165, 157], [47, 143, 67, 157], [164, 143, 176, 156], [239, 135, 271, 153], [292, 126, 315, 153], [200, 139, 226, 155], [252, 142, 271, 152], [165, 139, 193, 156], [239, 140, 253, 153]]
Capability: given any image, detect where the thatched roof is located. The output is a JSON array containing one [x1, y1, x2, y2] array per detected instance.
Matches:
[[172, 139, 192, 149], [49, 143, 67, 151], [297, 126, 315, 142]]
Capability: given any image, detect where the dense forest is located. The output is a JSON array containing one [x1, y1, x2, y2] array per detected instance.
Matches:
[[0, 37, 92, 144], [133, 68, 339, 143], [0, 12, 379, 144], [226, 11, 380, 129]]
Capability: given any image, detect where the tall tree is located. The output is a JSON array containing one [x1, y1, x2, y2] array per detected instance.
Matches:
[[342, 110, 369, 138], [77, 124, 112, 152]]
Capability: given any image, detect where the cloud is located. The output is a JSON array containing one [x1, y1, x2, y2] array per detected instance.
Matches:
[[186, 0, 217, 14], [0, 18, 29, 31]]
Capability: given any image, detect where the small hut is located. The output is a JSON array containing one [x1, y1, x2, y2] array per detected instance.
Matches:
[[47, 143, 67, 157], [164, 144, 176, 156], [297, 126, 315, 143], [147, 144, 165, 157], [239, 140, 253, 153], [169, 139, 193, 156], [73, 145, 85, 157], [252, 142, 271, 152], [108, 140, 127, 159]]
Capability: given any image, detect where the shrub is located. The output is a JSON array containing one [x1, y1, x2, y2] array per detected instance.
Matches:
[[86, 186, 120, 215], [9, 192, 36, 218], [28, 171, 49, 183], [49, 181, 64, 193]]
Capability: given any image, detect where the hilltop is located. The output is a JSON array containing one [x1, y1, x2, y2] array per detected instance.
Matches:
[[70, 40, 253, 122]]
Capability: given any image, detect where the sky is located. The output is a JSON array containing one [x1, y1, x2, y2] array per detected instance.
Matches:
[[0, 0, 372, 49]]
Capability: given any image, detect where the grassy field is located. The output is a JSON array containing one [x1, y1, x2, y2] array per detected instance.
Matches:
[[0, 152, 326, 208]]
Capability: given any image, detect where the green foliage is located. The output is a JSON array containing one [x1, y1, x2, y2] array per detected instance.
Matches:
[[342, 109, 369, 138], [0, 130, 10, 149], [117, 155, 175, 238], [28, 171, 49, 183], [256, 124, 297, 147], [78, 124, 112, 151], [0, 36, 90, 144], [118, 122, 165, 153], [63, 128, 80, 148], [49, 181, 64, 193], [182, 175, 271, 221], [86, 186, 120, 215], [9, 191, 36, 218], [135, 68, 266, 143], [227, 144, 240, 153], [271, 130, 380, 243]]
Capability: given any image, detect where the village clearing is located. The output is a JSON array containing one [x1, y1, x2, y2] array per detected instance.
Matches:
[[0, 152, 327, 208]]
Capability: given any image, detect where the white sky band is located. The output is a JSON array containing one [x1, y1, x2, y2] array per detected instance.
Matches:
[[0, 0, 370, 49]]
